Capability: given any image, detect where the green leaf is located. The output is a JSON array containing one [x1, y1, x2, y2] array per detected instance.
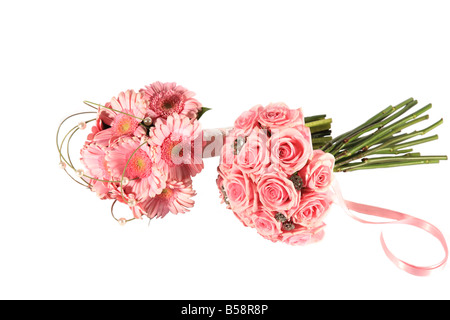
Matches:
[[197, 107, 212, 120]]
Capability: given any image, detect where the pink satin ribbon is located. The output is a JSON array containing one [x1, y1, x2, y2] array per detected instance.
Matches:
[[332, 181, 448, 276]]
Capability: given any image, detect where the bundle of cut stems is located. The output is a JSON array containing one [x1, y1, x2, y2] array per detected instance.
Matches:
[[318, 98, 447, 172], [305, 115, 333, 149]]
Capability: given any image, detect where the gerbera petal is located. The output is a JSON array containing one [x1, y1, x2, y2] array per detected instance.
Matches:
[[93, 128, 113, 146], [80, 143, 110, 180]]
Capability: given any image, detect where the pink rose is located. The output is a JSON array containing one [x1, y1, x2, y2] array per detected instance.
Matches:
[[224, 168, 257, 214], [236, 129, 270, 177], [299, 150, 335, 192], [251, 209, 282, 242], [280, 223, 326, 246], [284, 190, 302, 220], [233, 210, 255, 228], [257, 173, 298, 211], [234, 105, 263, 136], [291, 191, 332, 228], [269, 126, 313, 175], [257, 103, 304, 129]]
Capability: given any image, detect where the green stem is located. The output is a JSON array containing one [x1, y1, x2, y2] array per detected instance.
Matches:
[[335, 159, 441, 172], [305, 118, 332, 129], [362, 155, 447, 164], [369, 148, 414, 155], [310, 123, 332, 134], [305, 114, 326, 122], [312, 136, 332, 145], [326, 99, 419, 156], [312, 130, 332, 138], [388, 134, 439, 150], [344, 104, 431, 156], [305, 115, 333, 149], [334, 118, 444, 168], [322, 97, 414, 152]]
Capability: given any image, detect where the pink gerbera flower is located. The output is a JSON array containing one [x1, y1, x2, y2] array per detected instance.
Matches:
[[149, 113, 204, 180], [140, 81, 202, 119], [105, 137, 167, 199], [139, 179, 196, 219], [94, 90, 147, 145], [80, 142, 113, 199], [80, 143, 110, 180]]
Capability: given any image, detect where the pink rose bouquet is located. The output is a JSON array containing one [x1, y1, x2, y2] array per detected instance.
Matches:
[[217, 103, 336, 245], [217, 99, 447, 246]]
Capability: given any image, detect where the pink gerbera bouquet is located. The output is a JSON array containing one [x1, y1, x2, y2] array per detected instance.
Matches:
[[58, 82, 209, 223]]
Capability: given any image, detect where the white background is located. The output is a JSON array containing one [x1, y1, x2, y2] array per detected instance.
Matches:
[[1, 1, 449, 300]]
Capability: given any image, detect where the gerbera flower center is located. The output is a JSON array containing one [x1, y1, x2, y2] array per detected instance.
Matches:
[[159, 188, 174, 199], [152, 94, 184, 117], [162, 101, 174, 109], [112, 114, 140, 136], [161, 96, 180, 109], [160, 138, 188, 166], [125, 149, 153, 179]]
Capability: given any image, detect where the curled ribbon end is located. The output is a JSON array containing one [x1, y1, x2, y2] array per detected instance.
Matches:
[[332, 180, 448, 276]]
